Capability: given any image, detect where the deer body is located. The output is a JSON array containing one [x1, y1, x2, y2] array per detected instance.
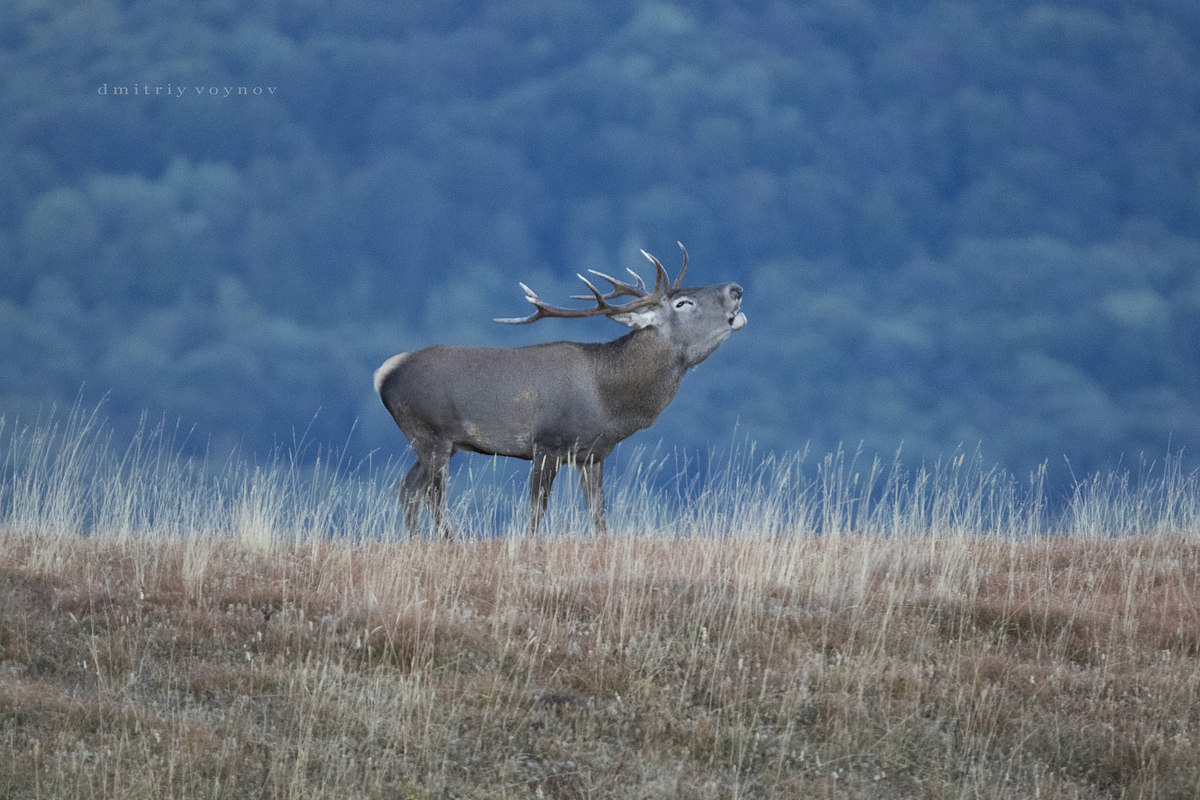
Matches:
[[375, 245, 745, 536]]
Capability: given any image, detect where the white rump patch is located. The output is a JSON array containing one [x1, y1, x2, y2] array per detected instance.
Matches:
[[373, 352, 410, 395]]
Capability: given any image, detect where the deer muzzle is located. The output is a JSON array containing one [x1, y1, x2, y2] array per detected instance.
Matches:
[[730, 311, 747, 330]]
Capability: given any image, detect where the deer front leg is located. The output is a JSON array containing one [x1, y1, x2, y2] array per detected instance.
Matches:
[[528, 453, 560, 535], [578, 459, 607, 537]]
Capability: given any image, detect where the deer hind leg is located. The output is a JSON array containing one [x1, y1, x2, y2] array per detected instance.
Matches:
[[427, 445, 456, 539], [397, 461, 426, 535], [577, 459, 607, 537], [402, 442, 456, 539], [528, 453, 561, 536]]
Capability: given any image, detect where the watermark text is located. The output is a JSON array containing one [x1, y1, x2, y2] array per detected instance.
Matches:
[[98, 83, 277, 97]]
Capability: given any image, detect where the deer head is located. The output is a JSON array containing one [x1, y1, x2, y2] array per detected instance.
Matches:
[[497, 243, 746, 364]]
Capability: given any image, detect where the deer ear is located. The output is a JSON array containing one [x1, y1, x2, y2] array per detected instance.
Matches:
[[609, 305, 662, 329]]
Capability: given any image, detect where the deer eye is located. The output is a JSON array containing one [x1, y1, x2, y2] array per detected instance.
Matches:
[[674, 298, 694, 309]]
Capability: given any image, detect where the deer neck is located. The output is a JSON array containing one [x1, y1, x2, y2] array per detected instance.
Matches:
[[593, 327, 688, 429]]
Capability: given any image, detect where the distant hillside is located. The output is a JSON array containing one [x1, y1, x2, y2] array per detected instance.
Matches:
[[2, 0, 1199, 483]]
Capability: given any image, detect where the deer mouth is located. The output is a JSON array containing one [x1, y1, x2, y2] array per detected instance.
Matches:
[[729, 311, 747, 330]]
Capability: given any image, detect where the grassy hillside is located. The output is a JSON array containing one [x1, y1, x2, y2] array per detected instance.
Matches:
[[2, 412, 1199, 798]]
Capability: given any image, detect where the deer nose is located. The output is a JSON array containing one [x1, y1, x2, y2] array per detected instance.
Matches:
[[725, 283, 744, 329]]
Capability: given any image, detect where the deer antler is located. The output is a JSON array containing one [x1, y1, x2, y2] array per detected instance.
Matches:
[[596, 243, 686, 295], [496, 248, 677, 325], [673, 241, 688, 290], [569, 268, 647, 301]]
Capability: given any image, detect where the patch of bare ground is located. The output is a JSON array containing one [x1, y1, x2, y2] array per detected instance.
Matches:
[[1, 529, 1198, 798]]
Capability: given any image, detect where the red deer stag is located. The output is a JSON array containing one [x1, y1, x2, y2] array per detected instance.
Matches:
[[374, 244, 746, 536]]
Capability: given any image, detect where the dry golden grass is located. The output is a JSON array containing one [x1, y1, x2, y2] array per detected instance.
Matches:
[[2, 410, 1199, 798], [2, 529, 1199, 799]]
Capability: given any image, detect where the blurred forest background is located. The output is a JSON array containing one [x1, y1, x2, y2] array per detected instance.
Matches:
[[2, 0, 1199, 494]]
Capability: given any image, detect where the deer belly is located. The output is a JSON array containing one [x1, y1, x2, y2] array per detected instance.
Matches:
[[447, 385, 539, 458], [455, 420, 534, 458]]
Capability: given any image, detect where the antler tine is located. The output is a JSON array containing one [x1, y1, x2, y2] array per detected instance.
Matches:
[[639, 250, 670, 300], [673, 241, 688, 290], [574, 273, 617, 308], [494, 292, 544, 324], [569, 268, 649, 301], [625, 268, 648, 292], [494, 311, 543, 324], [494, 282, 546, 323]]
